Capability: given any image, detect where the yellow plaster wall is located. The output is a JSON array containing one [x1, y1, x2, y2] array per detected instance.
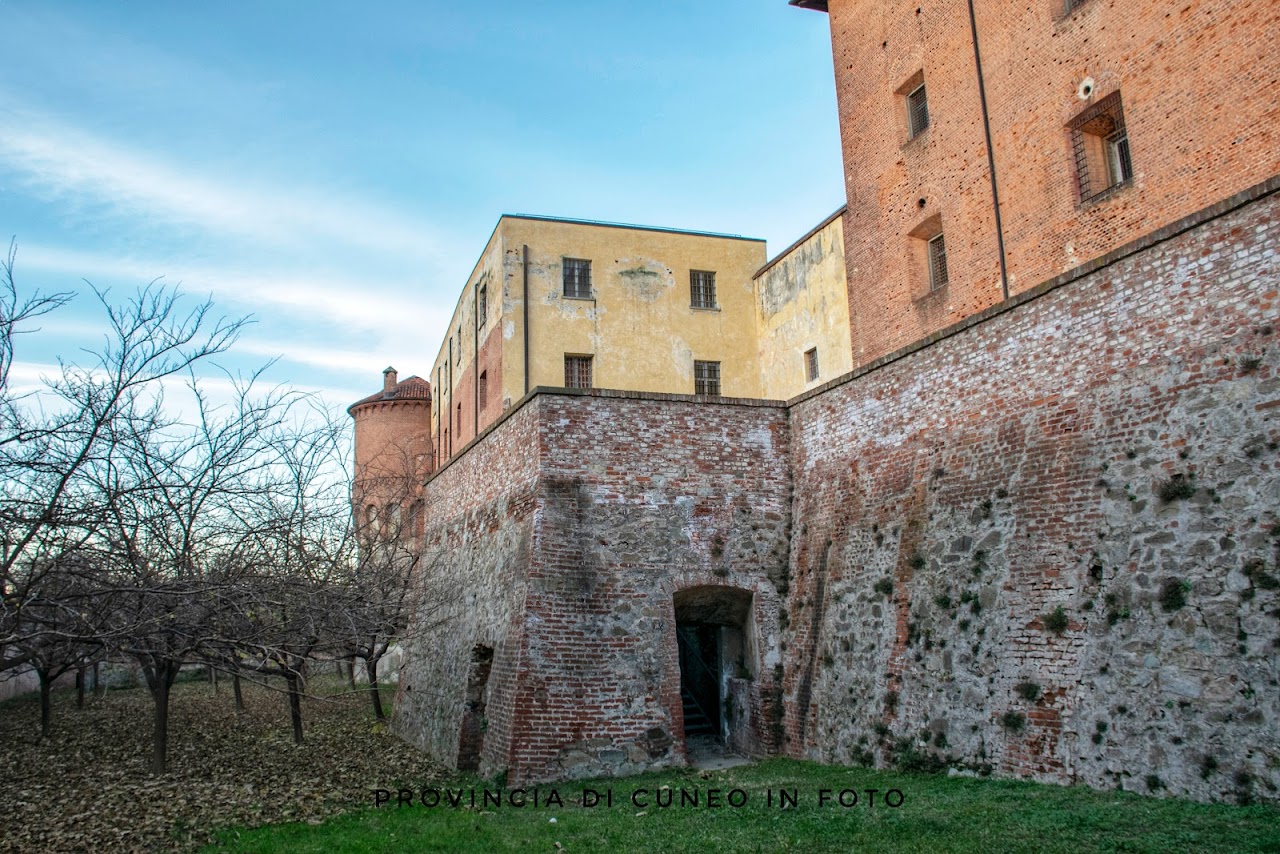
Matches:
[[496, 217, 767, 401], [754, 210, 851, 400]]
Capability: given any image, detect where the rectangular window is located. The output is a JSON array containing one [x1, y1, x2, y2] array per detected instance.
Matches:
[[563, 258, 592, 299], [565, 354, 592, 389], [690, 270, 717, 309], [907, 83, 929, 139], [927, 234, 948, 290], [1069, 91, 1132, 203], [477, 283, 487, 327], [478, 370, 487, 411], [805, 348, 820, 382], [694, 360, 721, 396]]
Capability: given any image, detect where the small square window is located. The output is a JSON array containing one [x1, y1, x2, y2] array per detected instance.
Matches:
[[694, 360, 721, 396], [1069, 92, 1133, 203], [565, 354, 592, 389], [927, 234, 948, 291], [805, 348, 820, 382], [907, 83, 930, 139], [563, 258, 592, 299], [690, 270, 717, 309]]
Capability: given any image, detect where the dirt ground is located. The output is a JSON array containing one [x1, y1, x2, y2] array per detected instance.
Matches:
[[0, 674, 443, 852]]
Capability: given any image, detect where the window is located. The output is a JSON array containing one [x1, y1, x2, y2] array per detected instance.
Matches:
[[927, 234, 949, 290], [563, 258, 592, 299], [1069, 92, 1132, 203], [565, 354, 592, 389], [694, 360, 721, 396], [477, 283, 487, 327], [457, 402, 462, 431], [805, 348, 820, 382], [478, 370, 488, 411], [690, 270, 717, 309], [907, 83, 930, 139]]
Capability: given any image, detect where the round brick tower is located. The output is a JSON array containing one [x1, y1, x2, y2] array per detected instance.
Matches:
[[348, 367, 433, 538]]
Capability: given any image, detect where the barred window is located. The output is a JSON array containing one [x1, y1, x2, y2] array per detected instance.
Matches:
[[479, 370, 487, 411], [907, 83, 930, 139], [694, 360, 721, 396], [927, 234, 948, 291], [805, 347, 820, 382], [563, 258, 592, 299], [565, 354, 592, 389], [1069, 92, 1132, 204], [477, 283, 487, 327], [690, 270, 717, 309]]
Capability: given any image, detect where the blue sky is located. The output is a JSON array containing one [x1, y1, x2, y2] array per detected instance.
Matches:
[[0, 1, 841, 411]]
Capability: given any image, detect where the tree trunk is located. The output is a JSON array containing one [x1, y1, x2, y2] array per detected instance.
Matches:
[[38, 670, 52, 740], [347, 657, 357, 690], [285, 671, 304, 745], [233, 672, 244, 714], [366, 657, 385, 720], [334, 660, 344, 678], [76, 666, 85, 708], [143, 660, 180, 774], [208, 663, 218, 694], [93, 661, 105, 699], [152, 678, 170, 774]]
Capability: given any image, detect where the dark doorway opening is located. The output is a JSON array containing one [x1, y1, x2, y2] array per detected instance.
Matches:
[[677, 624, 721, 739], [673, 586, 754, 750], [457, 645, 493, 771]]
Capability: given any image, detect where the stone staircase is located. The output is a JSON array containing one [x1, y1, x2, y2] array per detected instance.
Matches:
[[681, 686, 716, 738]]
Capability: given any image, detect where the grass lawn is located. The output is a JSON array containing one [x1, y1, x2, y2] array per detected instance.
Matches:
[[207, 758, 1280, 853]]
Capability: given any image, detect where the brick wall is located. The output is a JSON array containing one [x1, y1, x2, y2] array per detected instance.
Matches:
[[516, 392, 792, 781], [397, 389, 793, 784], [784, 181, 1280, 800], [826, 0, 1280, 366]]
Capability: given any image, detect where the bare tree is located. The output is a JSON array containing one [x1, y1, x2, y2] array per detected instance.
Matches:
[[1, 259, 247, 679], [88, 370, 291, 773]]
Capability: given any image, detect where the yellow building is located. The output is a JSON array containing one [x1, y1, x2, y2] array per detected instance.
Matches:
[[753, 207, 850, 399], [425, 210, 853, 465]]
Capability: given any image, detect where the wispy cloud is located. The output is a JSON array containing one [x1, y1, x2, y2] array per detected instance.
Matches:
[[14, 243, 448, 338], [0, 105, 445, 265]]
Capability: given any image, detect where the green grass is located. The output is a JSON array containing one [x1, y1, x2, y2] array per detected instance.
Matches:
[[206, 758, 1280, 853]]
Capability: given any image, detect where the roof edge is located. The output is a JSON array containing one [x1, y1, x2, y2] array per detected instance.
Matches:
[[500, 213, 766, 243], [753, 205, 847, 279]]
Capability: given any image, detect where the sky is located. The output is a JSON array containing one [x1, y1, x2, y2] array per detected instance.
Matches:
[[0, 1, 842, 414]]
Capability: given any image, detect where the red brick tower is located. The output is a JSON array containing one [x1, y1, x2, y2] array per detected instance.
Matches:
[[348, 368, 434, 539]]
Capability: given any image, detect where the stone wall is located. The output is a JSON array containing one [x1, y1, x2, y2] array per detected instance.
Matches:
[[783, 181, 1280, 802], [397, 180, 1279, 802], [395, 400, 541, 776]]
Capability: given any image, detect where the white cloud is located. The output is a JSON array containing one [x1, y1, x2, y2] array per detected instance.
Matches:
[[0, 107, 445, 265], [14, 243, 446, 338]]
